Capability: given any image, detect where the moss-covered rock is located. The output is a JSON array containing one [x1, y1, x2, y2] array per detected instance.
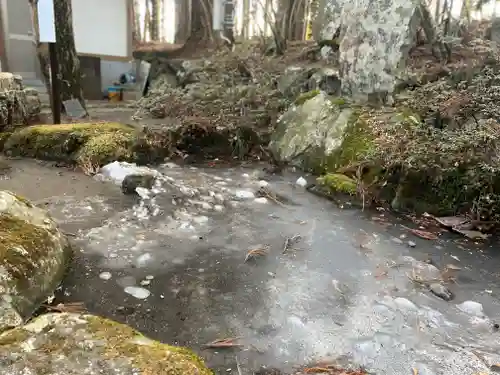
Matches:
[[0, 313, 213, 375], [317, 173, 357, 195], [0, 191, 71, 332], [269, 92, 367, 173], [3, 122, 135, 163]]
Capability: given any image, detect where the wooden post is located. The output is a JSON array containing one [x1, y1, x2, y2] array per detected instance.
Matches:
[[48, 42, 61, 124]]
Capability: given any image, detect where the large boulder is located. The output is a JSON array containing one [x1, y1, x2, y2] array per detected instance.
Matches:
[[339, 0, 423, 102], [0, 191, 71, 332], [0, 313, 213, 375], [269, 92, 356, 171]]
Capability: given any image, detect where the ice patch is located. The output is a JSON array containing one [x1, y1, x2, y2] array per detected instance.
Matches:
[[99, 271, 112, 281], [124, 286, 151, 299]]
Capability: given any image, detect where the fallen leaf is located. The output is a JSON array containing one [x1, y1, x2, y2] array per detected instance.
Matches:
[[304, 367, 332, 373], [244, 246, 268, 262], [203, 337, 243, 349], [412, 368, 418, 375], [42, 302, 85, 313]]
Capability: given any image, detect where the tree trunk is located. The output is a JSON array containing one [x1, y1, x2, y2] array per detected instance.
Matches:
[[151, 0, 161, 40], [241, 0, 250, 38], [132, 0, 142, 42], [175, 0, 190, 42], [190, 0, 213, 41], [144, 0, 151, 40], [53, 0, 87, 114]]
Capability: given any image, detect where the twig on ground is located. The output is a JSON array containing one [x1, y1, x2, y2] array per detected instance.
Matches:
[[203, 337, 243, 349], [41, 302, 85, 313]]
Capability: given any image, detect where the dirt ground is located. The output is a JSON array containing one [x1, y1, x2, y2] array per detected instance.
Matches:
[[0, 157, 122, 206], [38, 100, 177, 131]]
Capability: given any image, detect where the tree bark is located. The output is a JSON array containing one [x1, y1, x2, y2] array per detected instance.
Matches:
[[175, 0, 191, 42], [151, 0, 161, 40], [132, 0, 142, 42], [241, 0, 250, 38], [190, 0, 213, 41], [53, 0, 87, 113]]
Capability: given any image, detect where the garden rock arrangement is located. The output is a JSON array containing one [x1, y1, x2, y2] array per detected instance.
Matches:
[[0, 72, 41, 129]]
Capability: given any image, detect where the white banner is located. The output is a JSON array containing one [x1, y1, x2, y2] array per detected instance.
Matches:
[[38, 0, 56, 43]]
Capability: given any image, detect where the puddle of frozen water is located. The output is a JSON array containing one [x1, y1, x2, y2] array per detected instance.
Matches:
[[54, 161, 500, 375]]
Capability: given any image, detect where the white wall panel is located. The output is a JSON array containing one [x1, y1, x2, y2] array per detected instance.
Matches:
[[72, 0, 129, 57]]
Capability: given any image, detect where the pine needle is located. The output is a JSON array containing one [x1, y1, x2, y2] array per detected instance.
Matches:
[[244, 245, 268, 262], [203, 337, 243, 349]]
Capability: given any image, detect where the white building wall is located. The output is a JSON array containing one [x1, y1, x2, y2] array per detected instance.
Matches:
[[72, 0, 129, 57]]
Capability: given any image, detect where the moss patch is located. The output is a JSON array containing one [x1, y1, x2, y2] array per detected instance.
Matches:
[[317, 173, 357, 195], [3, 123, 135, 165], [294, 89, 320, 106], [321, 109, 374, 173], [86, 316, 212, 375]]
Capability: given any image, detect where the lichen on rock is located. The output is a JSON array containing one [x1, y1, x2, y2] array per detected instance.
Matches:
[[0, 191, 70, 332], [0, 313, 213, 375]]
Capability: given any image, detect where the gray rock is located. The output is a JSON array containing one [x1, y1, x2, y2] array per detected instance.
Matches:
[[409, 259, 442, 280], [318, 0, 345, 40], [269, 92, 353, 169], [0, 313, 212, 374], [428, 283, 454, 301], [339, 0, 426, 101], [0, 191, 71, 332], [278, 66, 317, 98], [308, 68, 342, 95], [121, 174, 156, 195]]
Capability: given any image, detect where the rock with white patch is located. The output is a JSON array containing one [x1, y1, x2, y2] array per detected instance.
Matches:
[[0, 191, 71, 331], [100, 161, 159, 185], [121, 174, 156, 195]]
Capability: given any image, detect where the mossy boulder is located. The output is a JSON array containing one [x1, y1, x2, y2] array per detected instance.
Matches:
[[269, 92, 364, 173], [2, 123, 136, 166], [0, 191, 71, 332], [0, 313, 213, 375]]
